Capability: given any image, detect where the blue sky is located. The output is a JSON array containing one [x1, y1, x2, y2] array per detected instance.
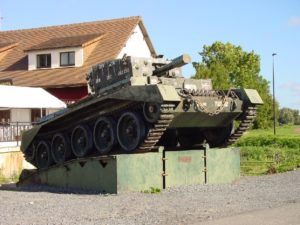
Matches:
[[0, 0, 299, 111]]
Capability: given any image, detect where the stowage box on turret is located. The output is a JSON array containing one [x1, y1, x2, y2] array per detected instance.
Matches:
[[21, 54, 263, 169]]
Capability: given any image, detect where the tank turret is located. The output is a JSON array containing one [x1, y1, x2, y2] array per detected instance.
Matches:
[[86, 54, 191, 96]]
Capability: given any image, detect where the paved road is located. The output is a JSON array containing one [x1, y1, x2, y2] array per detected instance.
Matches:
[[0, 169, 299, 224], [199, 202, 300, 225]]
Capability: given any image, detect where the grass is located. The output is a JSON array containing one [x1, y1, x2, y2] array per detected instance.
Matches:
[[241, 125, 300, 137], [236, 125, 300, 175], [142, 187, 161, 194]]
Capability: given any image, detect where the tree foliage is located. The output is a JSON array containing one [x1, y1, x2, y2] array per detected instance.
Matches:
[[293, 110, 300, 125], [192, 42, 276, 129], [279, 108, 300, 125]]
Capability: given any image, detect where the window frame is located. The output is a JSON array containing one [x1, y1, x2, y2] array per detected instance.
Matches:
[[0, 110, 10, 124], [36, 54, 51, 69], [60, 51, 75, 67], [31, 108, 46, 123]]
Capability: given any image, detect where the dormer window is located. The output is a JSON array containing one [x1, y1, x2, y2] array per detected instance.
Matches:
[[37, 54, 51, 68], [60, 51, 75, 67], [25, 34, 103, 70]]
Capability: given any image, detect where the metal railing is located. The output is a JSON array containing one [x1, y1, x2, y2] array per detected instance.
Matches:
[[0, 122, 33, 142]]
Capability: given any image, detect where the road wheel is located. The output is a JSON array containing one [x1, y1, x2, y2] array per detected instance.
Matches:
[[71, 124, 93, 157], [93, 117, 117, 154], [36, 140, 53, 169], [51, 133, 71, 165], [117, 112, 146, 152]]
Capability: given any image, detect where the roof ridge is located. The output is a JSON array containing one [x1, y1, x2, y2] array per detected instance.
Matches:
[[0, 16, 141, 34]]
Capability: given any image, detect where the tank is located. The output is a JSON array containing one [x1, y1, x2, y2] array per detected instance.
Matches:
[[21, 54, 263, 169]]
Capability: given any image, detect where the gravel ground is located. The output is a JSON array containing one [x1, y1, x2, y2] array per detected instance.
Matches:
[[0, 169, 300, 225]]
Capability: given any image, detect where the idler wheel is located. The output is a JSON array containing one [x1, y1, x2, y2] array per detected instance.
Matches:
[[117, 112, 146, 152], [51, 133, 71, 165], [71, 124, 93, 157], [36, 140, 53, 169], [93, 117, 117, 154], [143, 102, 161, 123], [203, 122, 234, 147]]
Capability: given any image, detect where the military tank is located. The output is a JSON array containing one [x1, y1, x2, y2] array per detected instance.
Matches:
[[21, 54, 263, 169]]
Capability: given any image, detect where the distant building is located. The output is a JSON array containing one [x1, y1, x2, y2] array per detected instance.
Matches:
[[0, 85, 66, 143], [0, 16, 156, 104]]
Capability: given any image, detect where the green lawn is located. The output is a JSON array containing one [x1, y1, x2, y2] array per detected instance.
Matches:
[[242, 125, 300, 137], [236, 125, 300, 175]]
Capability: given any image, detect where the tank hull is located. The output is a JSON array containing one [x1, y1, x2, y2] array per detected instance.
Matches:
[[20, 53, 263, 169], [21, 83, 262, 169]]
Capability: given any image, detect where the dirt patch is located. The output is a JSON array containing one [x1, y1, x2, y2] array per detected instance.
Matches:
[[294, 128, 300, 134]]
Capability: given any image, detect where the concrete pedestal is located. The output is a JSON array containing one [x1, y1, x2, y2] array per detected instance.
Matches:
[[18, 147, 240, 193]]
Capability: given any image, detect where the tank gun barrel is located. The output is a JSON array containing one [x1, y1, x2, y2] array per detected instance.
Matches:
[[153, 54, 191, 76]]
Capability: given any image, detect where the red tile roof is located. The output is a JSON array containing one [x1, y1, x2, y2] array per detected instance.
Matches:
[[25, 34, 104, 51], [0, 16, 156, 88], [0, 42, 18, 53]]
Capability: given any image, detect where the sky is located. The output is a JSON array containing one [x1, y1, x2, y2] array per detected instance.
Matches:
[[0, 0, 299, 111]]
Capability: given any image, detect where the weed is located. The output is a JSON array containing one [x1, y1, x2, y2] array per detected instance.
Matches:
[[143, 187, 161, 194]]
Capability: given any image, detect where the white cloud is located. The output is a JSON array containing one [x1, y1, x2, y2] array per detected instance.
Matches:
[[288, 17, 300, 26], [281, 82, 300, 107], [281, 82, 300, 95]]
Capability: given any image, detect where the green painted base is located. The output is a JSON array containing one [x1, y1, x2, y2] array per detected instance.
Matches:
[[18, 147, 240, 193]]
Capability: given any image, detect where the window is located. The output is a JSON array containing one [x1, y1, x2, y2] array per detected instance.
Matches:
[[31, 109, 46, 123], [0, 110, 10, 124], [60, 51, 75, 66], [37, 54, 51, 68]]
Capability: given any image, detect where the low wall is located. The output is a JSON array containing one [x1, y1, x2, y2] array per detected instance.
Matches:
[[19, 147, 240, 193], [0, 146, 35, 180]]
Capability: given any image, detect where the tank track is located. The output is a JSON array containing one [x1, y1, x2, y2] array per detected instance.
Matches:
[[225, 106, 257, 146], [99, 102, 175, 152], [37, 102, 175, 153], [139, 104, 175, 151]]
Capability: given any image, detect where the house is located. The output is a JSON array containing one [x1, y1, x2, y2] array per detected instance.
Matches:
[[0, 16, 156, 104], [0, 85, 66, 143]]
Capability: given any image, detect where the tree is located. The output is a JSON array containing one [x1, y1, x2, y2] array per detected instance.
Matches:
[[278, 108, 300, 125], [292, 110, 300, 125], [192, 42, 276, 129], [279, 108, 295, 125]]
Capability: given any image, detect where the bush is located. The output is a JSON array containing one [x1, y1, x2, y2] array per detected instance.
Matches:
[[236, 135, 300, 149], [238, 134, 300, 174]]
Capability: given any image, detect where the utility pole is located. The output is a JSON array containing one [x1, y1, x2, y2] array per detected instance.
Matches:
[[272, 53, 277, 135]]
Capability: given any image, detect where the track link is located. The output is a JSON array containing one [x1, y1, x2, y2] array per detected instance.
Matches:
[[139, 104, 175, 151], [225, 106, 257, 146]]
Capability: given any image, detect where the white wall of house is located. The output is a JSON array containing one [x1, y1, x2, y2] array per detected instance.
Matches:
[[10, 109, 31, 123], [9, 108, 60, 123], [117, 25, 152, 58], [28, 47, 84, 70], [46, 108, 59, 115]]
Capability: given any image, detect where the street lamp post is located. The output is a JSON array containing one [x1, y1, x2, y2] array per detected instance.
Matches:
[[272, 53, 277, 135]]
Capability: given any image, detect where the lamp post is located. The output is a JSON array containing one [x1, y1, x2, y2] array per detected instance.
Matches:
[[272, 53, 277, 135]]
